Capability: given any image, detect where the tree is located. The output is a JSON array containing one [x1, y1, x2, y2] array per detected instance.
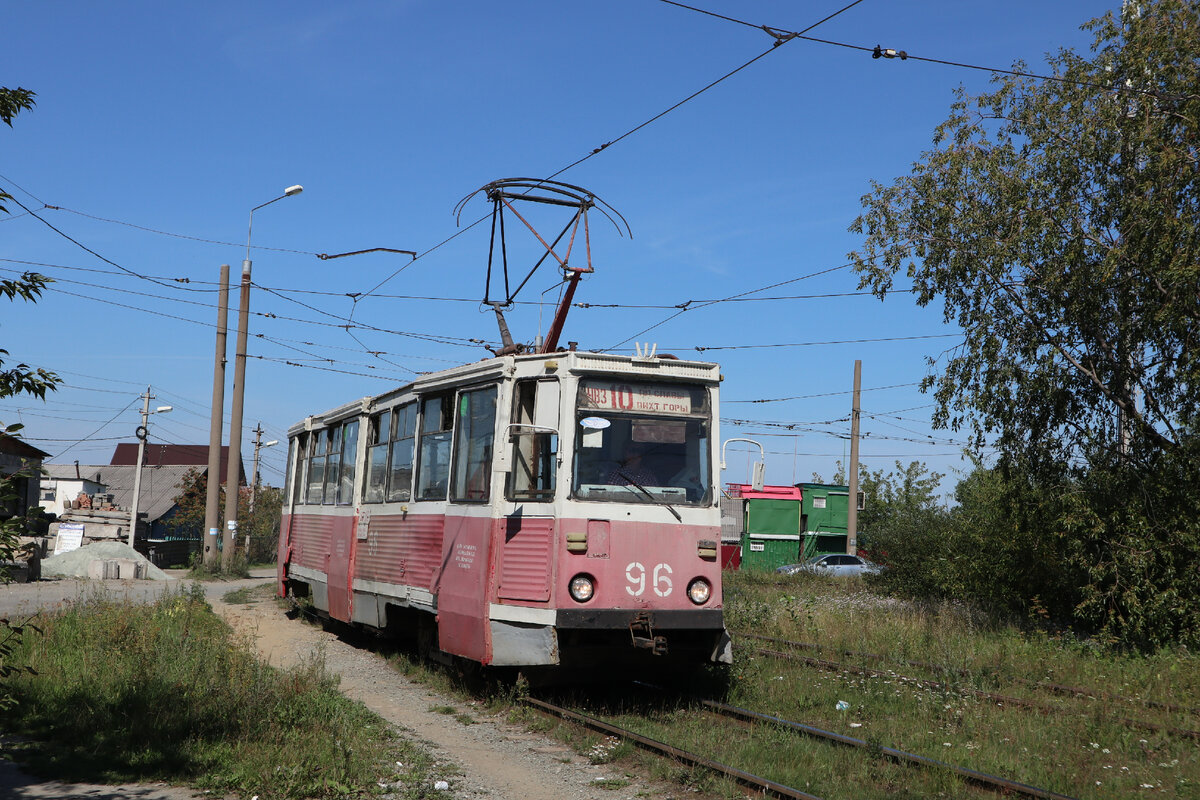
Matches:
[[0, 86, 56, 706], [850, 2, 1200, 467], [168, 469, 282, 570], [848, 3, 1200, 648]]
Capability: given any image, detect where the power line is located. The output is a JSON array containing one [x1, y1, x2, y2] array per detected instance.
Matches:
[[695, 333, 960, 352], [725, 382, 921, 404], [606, 261, 854, 349], [657, 1, 1195, 103], [0, 190, 214, 293], [51, 394, 140, 460]]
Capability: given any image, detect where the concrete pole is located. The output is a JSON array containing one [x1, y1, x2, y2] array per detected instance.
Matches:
[[128, 386, 152, 549], [203, 264, 230, 568], [846, 360, 861, 556], [246, 423, 264, 554], [250, 423, 264, 514], [222, 259, 252, 571], [126, 388, 151, 551]]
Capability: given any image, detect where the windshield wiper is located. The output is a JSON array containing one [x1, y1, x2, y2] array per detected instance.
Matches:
[[615, 469, 682, 522]]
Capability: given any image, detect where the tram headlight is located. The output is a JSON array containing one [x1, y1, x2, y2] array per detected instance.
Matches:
[[687, 578, 711, 605], [569, 574, 595, 603]]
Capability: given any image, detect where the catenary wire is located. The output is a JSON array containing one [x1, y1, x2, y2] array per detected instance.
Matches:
[[656, 0, 1196, 102]]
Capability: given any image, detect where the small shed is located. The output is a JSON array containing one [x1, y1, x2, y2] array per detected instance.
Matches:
[[728, 484, 804, 572], [797, 482, 850, 555]]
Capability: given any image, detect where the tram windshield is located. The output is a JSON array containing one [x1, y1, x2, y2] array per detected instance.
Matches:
[[572, 379, 711, 505]]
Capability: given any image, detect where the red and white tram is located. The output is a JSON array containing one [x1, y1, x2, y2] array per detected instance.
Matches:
[[277, 348, 732, 673]]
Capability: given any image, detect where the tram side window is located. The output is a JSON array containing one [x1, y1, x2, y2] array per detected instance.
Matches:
[[323, 425, 343, 504], [415, 394, 453, 501], [336, 419, 359, 505], [387, 403, 417, 502], [306, 428, 327, 504], [363, 410, 389, 503], [451, 386, 498, 502], [508, 381, 558, 502]]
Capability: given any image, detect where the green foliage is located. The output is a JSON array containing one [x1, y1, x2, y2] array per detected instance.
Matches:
[[0, 87, 36, 216], [0, 86, 34, 126], [3, 586, 439, 798], [169, 469, 282, 566], [851, 1, 1200, 464], [847, 0, 1200, 649], [1, 87, 59, 706]]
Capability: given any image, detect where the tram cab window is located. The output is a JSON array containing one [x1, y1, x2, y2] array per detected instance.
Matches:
[[451, 386, 498, 502], [572, 380, 711, 505], [283, 438, 294, 504], [507, 380, 558, 502], [415, 394, 454, 500], [387, 404, 417, 501], [291, 434, 308, 505]]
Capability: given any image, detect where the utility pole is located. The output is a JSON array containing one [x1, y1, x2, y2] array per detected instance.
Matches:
[[128, 387, 171, 549], [203, 264, 230, 568], [222, 258, 251, 571], [223, 185, 302, 572], [246, 424, 278, 553], [846, 360, 861, 556], [250, 424, 265, 513]]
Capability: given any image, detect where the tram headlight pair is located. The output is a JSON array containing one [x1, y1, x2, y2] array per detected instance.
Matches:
[[569, 574, 595, 603], [687, 578, 712, 605]]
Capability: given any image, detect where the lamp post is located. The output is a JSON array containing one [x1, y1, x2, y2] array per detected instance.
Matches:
[[128, 386, 172, 548], [222, 185, 303, 570]]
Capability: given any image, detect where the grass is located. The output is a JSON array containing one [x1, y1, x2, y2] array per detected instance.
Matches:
[[1, 584, 448, 799], [507, 570, 1197, 799]]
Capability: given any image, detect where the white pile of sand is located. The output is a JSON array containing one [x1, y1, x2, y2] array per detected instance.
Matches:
[[42, 541, 171, 581]]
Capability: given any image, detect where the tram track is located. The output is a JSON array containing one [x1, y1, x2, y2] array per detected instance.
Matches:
[[524, 686, 1080, 800], [739, 632, 1200, 741]]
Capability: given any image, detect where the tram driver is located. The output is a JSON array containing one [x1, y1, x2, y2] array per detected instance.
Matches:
[[606, 441, 660, 487]]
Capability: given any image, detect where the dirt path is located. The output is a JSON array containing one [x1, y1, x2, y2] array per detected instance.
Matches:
[[211, 584, 664, 800]]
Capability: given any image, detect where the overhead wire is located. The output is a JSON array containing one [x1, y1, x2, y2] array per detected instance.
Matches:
[[353, 0, 868, 307], [51, 394, 140, 460], [0, 191, 215, 293], [656, 0, 1196, 103], [725, 381, 922, 404]]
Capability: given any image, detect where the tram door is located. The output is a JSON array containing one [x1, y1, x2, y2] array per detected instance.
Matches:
[[498, 379, 559, 602]]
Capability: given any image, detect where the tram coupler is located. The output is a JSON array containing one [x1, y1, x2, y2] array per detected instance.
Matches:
[[629, 611, 669, 655]]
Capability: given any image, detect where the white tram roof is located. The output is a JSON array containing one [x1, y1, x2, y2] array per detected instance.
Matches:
[[288, 350, 721, 436]]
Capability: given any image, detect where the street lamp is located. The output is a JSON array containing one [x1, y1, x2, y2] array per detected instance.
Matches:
[[128, 387, 172, 548], [221, 185, 303, 570]]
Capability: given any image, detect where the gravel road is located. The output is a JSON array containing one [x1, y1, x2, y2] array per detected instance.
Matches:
[[0, 573, 677, 800]]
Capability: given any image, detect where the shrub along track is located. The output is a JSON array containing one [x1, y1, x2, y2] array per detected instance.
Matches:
[[735, 632, 1200, 742], [524, 686, 1079, 800]]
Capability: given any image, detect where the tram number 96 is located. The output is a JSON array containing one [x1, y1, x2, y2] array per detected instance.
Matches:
[[625, 562, 673, 597]]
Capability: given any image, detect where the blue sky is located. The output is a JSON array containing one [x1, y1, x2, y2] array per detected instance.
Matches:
[[1, 1, 1109, 494]]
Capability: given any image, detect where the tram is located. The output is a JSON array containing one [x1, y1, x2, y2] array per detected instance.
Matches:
[[276, 347, 732, 672]]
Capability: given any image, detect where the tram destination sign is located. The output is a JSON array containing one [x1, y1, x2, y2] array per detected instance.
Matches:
[[582, 381, 693, 415]]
